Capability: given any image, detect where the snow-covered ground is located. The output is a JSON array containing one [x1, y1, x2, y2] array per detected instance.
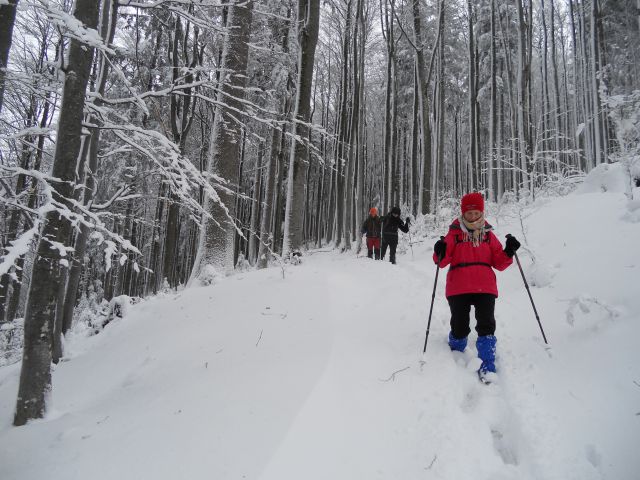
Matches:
[[1, 177, 639, 479]]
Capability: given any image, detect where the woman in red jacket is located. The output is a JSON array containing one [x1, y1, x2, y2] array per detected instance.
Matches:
[[432, 192, 520, 380]]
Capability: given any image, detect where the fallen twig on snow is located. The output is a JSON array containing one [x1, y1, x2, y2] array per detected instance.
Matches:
[[379, 366, 410, 382]]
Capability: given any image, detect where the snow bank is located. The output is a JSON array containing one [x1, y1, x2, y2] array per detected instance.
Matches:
[[575, 162, 631, 195]]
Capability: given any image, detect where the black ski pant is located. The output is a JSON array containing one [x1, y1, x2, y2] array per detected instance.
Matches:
[[380, 238, 398, 264], [447, 293, 497, 339]]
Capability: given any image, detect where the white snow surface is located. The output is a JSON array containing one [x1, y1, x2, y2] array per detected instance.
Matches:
[[1, 189, 639, 480]]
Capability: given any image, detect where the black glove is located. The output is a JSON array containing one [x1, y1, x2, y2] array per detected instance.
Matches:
[[405, 217, 411, 225], [434, 238, 446, 260], [504, 235, 521, 257]]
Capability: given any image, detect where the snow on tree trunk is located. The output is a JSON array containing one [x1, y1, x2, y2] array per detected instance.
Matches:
[[282, 0, 320, 258], [62, 0, 118, 339], [256, 4, 293, 268], [14, 0, 100, 426], [163, 16, 201, 288], [190, 1, 254, 282]]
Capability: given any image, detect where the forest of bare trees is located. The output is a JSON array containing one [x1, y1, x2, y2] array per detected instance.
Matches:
[[1, 0, 639, 424]]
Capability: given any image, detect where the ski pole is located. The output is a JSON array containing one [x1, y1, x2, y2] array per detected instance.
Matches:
[[506, 234, 548, 344], [407, 228, 414, 260], [422, 237, 444, 355]]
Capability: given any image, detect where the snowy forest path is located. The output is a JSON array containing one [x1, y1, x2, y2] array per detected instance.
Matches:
[[258, 253, 542, 479], [1, 221, 631, 480], [258, 248, 613, 480]]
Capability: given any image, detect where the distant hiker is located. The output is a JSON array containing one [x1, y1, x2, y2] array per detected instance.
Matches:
[[381, 206, 410, 264], [432, 192, 520, 382], [361, 207, 382, 259]]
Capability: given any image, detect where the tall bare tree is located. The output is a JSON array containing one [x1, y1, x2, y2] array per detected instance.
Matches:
[[0, 0, 19, 113], [411, 0, 435, 214], [190, 1, 254, 279], [14, 0, 101, 426], [60, 0, 119, 340], [282, 0, 320, 257]]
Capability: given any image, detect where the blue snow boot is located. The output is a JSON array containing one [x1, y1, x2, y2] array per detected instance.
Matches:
[[448, 332, 468, 352], [476, 335, 497, 373]]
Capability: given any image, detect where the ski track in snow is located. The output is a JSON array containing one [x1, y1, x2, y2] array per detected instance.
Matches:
[[2, 191, 640, 479]]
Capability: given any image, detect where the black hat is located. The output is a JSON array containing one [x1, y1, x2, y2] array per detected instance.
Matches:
[[391, 206, 401, 215]]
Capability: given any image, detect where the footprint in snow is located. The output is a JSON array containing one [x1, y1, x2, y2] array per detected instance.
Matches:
[[461, 388, 479, 413], [585, 444, 602, 469], [491, 427, 518, 465]]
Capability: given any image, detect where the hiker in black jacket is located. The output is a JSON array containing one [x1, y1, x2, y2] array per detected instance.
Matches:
[[361, 207, 382, 259], [381, 206, 410, 264]]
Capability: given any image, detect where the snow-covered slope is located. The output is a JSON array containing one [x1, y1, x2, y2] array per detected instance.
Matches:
[[1, 183, 639, 480]]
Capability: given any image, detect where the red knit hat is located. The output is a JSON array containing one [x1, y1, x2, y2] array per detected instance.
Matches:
[[461, 192, 484, 213], [369, 207, 378, 216]]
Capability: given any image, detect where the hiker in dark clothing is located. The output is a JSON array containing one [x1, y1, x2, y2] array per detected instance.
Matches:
[[381, 206, 410, 264], [361, 207, 382, 259]]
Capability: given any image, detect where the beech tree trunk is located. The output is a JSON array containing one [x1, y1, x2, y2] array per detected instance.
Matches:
[[282, 0, 320, 257], [190, 1, 254, 279], [411, 0, 434, 214], [14, 0, 101, 426], [468, 0, 479, 192], [489, 0, 497, 201], [0, 0, 18, 113], [61, 0, 118, 338]]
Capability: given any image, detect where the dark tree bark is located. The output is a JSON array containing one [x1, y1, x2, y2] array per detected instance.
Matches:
[[409, 65, 419, 215], [434, 0, 445, 205], [0, 0, 18, 113], [257, 125, 282, 268], [14, 0, 101, 426], [282, 0, 320, 256], [343, 0, 364, 250], [163, 16, 201, 287], [489, 0, 497, 200], [381, 0, 396, 211], [248, 141, 264, 264], [61, 0, 118, 339], [516, 0, 531, 190], [412, 0, 437, 213], [468, 0, 479, 191], [0, 105, 36, 322], [333, 0, 351, 245], [256, 6, 292, 268]]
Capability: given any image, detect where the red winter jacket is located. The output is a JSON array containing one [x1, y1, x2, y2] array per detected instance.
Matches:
[[432, 219, 513, 297]]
